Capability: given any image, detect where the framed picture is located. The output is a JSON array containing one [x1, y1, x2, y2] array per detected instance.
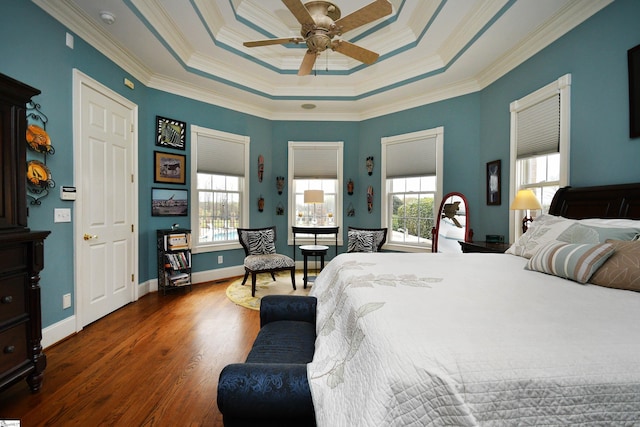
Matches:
[[154, 151, 186, 184], [486, 159, 501, 205], [628, 44, 640, 138], [152, 187, 188, 217], [156, 116, 186, 150]]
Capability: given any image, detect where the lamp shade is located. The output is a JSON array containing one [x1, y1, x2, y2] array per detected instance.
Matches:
[[304, 189, 324, 204], [510, 189, 542, 210]]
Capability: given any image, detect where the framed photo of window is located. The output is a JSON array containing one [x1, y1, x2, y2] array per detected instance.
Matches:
[[154, 151, 186, 184], [486, 159, 501, 205], [156, 116, 186, 150], [152, 187, 188, 216]]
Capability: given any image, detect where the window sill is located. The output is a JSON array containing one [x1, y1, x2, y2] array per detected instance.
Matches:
[[192, 242, 241, 254]]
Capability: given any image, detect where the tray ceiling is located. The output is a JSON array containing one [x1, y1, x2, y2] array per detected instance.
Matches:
[[33, 0, 611, 120]]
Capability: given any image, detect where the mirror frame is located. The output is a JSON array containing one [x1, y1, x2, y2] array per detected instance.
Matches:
[[431, 192, 472, 253]]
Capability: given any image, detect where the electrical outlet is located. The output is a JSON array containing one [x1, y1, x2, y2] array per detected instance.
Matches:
[[63, 293, 71, 309], [218, 255, 223, 264]]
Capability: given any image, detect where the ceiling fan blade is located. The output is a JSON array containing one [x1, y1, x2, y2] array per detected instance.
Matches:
[[334, 0, 392, 34], [244, 37, 304, 47], [298, 50, 318, 76], [332, 40, 379, 64], [282, 0, 315, 26]]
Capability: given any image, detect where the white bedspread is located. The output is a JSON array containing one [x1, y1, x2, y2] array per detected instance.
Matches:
[[307, 252, 640, 426]]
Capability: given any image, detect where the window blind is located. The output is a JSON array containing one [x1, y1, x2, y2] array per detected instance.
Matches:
[[196, 134, 245, 176], [385, 136, 437, 178], [292, 146, 338, 179], [516, 93, 560, 159]]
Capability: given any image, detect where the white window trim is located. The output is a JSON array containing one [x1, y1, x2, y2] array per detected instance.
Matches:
[[380, 127, 444, 252], [190, 125, 249, 253], [509, 74, 571, 242], [287, 141, 344, 246]]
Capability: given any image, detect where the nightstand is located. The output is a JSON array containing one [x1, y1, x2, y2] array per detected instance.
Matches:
[[459, 241, 510, 254]]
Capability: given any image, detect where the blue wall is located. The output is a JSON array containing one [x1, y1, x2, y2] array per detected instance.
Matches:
[[1, 0, 639, 329]]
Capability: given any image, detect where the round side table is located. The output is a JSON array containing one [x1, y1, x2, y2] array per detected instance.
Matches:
[[299, 245, 329, 288]]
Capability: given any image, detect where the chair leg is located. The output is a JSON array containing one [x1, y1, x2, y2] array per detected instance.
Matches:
[[251, 273, 257, 297], [290, 268, 296, 290], [241, 271, 249, 286]]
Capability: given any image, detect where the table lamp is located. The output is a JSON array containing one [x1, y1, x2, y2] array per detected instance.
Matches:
[[304, 189, 324, 224], [510, 189, 542, 233]]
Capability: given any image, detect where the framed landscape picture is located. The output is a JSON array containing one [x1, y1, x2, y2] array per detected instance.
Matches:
[[154, 151, 186, 184], [156, 116, 186, 150], [152, 187, 188, 217]]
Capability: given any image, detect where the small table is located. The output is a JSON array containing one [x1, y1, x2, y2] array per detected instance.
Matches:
[[459, 241, 511, 254], [300, 245, 329, 288]]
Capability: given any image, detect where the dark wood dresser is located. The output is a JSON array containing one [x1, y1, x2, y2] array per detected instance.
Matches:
[[0, 73, 50, 393]]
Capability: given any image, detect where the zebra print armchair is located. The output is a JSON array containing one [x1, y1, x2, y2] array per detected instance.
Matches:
[[347, 226, 387, 252], [237, 226, 296, 297]]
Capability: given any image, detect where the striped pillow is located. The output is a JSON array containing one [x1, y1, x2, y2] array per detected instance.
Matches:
[[525, 241, 615, 283]]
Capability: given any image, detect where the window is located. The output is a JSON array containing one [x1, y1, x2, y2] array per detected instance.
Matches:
[[381, 127, 444, 251], [287, 141, 343, 244], [510, 74, 571, 240], [190, 126, 249, 253]]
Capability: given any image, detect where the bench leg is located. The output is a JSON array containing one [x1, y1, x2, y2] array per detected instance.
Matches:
[[290, 268, 296, 291]]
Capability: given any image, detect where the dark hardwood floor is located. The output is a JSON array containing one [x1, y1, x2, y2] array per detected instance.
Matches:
[[0, 278, 259, 426]]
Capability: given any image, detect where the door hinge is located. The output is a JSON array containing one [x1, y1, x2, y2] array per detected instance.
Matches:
[[131, 174, 134, 183], [130, 123, 134, 133], [131, 224, 134, 232], [131, 274, 135, 282]]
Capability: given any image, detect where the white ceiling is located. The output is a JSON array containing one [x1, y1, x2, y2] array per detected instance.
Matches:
[[33, 0, 612, 121]]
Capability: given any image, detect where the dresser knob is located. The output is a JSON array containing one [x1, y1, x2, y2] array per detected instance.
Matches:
[[1, 295, 13, 304], [4, 345, 15, 354]]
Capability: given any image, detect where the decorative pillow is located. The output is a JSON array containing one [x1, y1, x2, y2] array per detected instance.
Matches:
[[506, 214, 576, 258], [557, 223, 640, 244], [246, 229, 276, 255], [589, 240, 640, 291], [348, 230, 374, 253], [525, 241, 615, 284]]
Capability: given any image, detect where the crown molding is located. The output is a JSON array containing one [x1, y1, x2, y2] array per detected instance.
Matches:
[[476, 0, 612, 89]]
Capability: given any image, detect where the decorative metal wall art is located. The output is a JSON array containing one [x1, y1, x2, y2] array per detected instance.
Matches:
[[367, 185, 374, 213], [25, 101, 55, 205], [258, 195, 265, 212]]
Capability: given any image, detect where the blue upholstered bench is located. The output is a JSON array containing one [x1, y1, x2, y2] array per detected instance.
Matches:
[[217, 295, 317, 427]]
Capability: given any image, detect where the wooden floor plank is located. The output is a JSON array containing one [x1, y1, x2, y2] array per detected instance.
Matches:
[[0, 279, 259, 426]]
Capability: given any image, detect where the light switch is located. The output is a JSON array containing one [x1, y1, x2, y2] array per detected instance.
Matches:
[[54, 208, 72, 223]]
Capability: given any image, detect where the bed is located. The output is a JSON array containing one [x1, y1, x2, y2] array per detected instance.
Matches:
[[307, 183, 640, 426]]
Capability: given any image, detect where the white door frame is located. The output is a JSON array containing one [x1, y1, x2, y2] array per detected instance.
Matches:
[[72, 69, 139, 332]]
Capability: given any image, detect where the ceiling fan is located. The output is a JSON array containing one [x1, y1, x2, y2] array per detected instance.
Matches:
[[243, 0, 392, 76]]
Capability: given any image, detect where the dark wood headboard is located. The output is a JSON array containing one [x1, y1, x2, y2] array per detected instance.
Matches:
[[548, 183, 640, 219]]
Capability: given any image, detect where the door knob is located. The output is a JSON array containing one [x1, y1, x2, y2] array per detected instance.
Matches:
[[83, 233, 98, 240]]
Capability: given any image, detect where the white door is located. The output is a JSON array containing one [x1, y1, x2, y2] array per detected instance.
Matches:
[[74, 70, 138, 327]]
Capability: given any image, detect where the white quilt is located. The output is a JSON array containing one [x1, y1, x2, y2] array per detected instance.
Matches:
[[307, 252, 640, 426]]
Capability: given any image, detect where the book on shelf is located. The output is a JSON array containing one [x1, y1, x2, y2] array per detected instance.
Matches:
[[165, 233, 191, 250]]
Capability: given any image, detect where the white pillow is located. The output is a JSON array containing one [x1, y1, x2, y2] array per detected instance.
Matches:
[[506, 214, 575, 258]]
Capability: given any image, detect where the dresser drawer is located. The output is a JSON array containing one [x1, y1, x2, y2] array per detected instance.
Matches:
[[0, 323, 28, 375], [0, 274, 26, 324], [0, 244, 28, 275]]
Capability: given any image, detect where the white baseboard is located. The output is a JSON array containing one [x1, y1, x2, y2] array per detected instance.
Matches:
[[42, 315, 77, 349]]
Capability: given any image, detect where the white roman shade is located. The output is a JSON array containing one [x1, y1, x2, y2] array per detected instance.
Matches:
[[516, 93, 560, 159], [292, 145, 339, 179], [385, 136, 437, 178], [196, 134, 246, 176]]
